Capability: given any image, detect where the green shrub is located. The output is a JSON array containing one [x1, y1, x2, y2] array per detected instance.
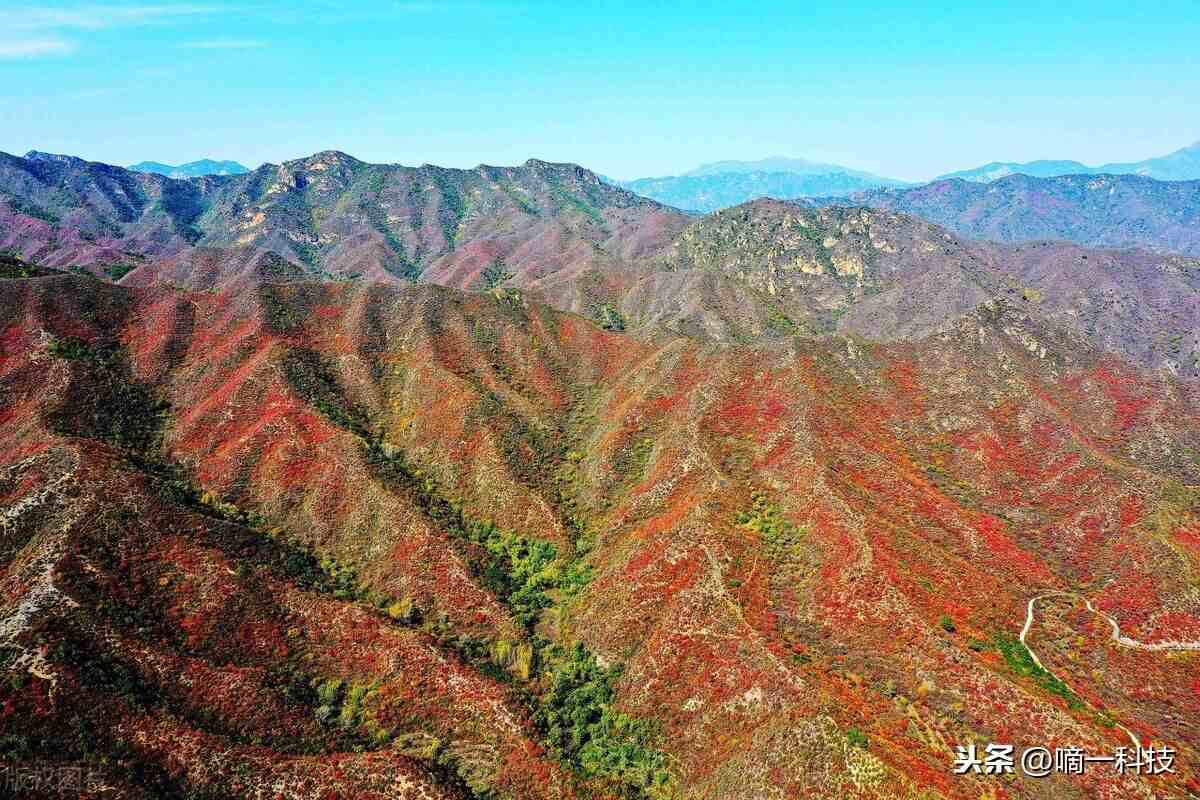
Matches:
[[536, 643, 675, 798], [103, 263, 135, 281], [993, 631, 1081, 709], [738, 491, 806, 554]]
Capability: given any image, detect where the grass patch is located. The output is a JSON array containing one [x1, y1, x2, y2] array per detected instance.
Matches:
[[994, 631, 1082, 709], [103, 263, 136, 281], [0, 254, 58, 279]]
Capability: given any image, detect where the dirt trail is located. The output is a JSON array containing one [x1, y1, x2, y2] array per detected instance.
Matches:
[[1018, 591, 1200, 749]]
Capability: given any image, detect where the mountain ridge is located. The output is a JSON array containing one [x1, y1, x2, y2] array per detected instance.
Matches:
[[618, 157, 908, 212], [938, 140, 1200, 182], [3, 150, 1199, 376], [129, 157, 252, 178], [0, 147, 687, 291], [848, 172, 1200, 257]]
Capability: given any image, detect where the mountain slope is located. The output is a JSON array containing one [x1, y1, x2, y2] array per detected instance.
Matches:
[[0, 150, 689, 293], [0, 150, 213, 268], [2, 271, 1198, 799], [190, 151, 687, 289], [850, 173, 1200, 256], [542, 198, 1200, 375]]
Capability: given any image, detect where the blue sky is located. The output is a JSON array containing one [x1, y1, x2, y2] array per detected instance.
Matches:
[[1, 1, 1198, 181]]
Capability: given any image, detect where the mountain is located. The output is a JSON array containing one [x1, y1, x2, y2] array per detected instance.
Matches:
[[618, 158, 908, 213], [620, 171, 906, 213], [3, 150, 1199, 373], [939, 141, 1200, 182], [129, 158, 251, 178], [937, 159, 1094, 182], [4, 148, 1200, 799], [3, 259, 1199, 799], [683, 156, 898, 181], [587, 199, 1200, 373], [0, 149, 688, 291], [1099, 140, 1200, 180], [849, 173, 1200, 256]]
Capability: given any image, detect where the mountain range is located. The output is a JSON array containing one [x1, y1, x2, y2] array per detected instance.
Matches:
[[937, 141, 1200, 183], [616, 142, 1200, 214], [129, 158, 251, 178], [112, 141, 1200, 215], [2, 148, 1200, 800], [3, 149, 1198, 369], [617, 157, 908, 212], [848, 172, 1200, 256], [680, 157, 900, 181]]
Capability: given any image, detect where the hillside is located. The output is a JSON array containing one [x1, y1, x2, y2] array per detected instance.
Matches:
[[2, 270, 1198, 799], [546, 199, 1200, 375], [849, 173, 1200, 256]]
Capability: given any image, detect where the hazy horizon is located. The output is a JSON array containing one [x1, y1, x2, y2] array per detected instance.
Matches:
[[3, 1, 1199, 181]]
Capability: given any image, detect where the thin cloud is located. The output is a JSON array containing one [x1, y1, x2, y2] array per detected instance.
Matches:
[[182, 38, 266, 49], [0, 5, 229, 59], [3, 5, 224, 30], [0, 38, 75, 58]]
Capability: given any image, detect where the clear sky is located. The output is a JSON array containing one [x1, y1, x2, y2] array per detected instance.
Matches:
[[2, 1, 1198, 181]]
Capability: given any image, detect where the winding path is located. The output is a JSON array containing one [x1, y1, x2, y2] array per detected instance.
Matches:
[[1018, 591, 1200, 749]]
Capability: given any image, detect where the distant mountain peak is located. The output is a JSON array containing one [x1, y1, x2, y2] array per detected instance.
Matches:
[[682, 156, 897, 183], [618, 158, 908, 213], [130, 158, 251, 178], [687, 156, 821, 175], [937, 139, 1200, 183], [848, 171, 1200, 257], [295, 150, 360, 164], [24, 150, 86, 165]]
